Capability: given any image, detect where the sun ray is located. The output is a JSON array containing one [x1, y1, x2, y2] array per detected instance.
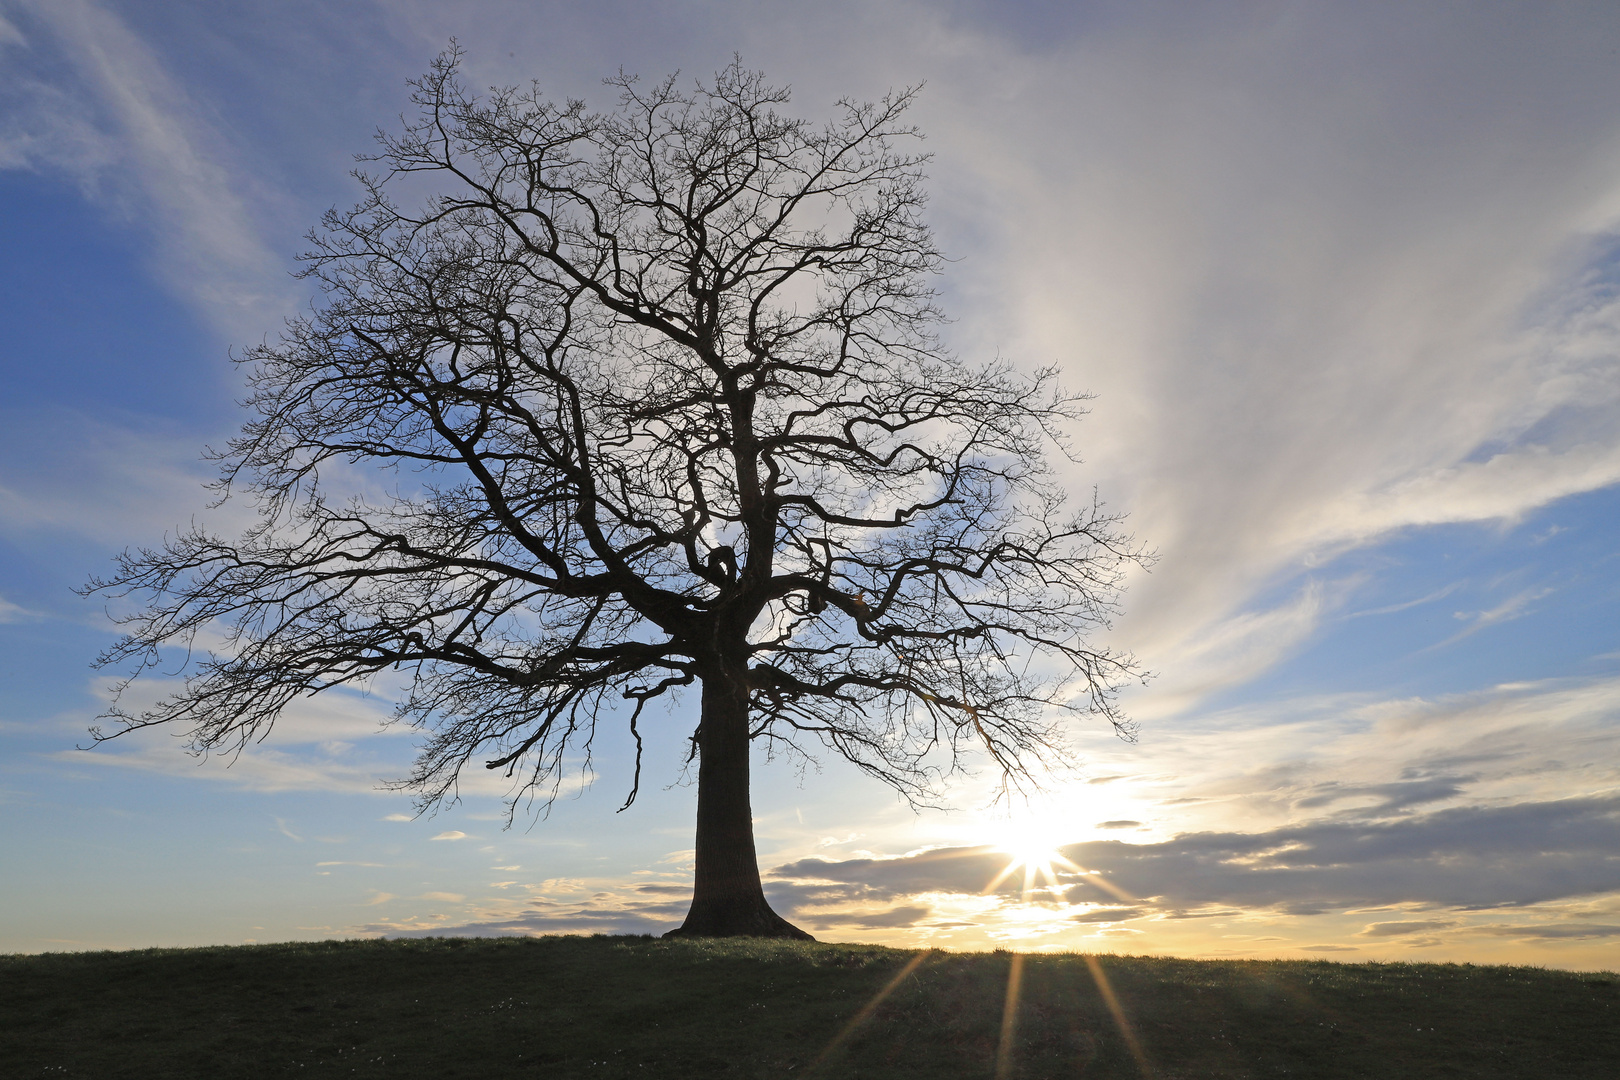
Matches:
[[980, 857, 1026, 895], [1021, 858, 1040, 900], [1067, 866, 1137, 904], [806, 949, 934, 1073], [994, 952, 1026, 1080], [1084, 954, 1153, 1077]]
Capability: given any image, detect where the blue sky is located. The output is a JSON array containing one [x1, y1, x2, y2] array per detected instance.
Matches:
[[3, 0, 1620, 967]]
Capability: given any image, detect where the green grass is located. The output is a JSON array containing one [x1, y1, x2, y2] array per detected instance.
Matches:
[[2, 935, 1616, 1078]]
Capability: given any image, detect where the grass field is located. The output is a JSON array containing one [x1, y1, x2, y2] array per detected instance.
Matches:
[[3, 935, 1616, 1078]]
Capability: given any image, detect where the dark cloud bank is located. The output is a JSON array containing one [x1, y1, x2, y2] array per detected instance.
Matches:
[[771, 795, 1620, 920], [387, 796, 1620, 939]]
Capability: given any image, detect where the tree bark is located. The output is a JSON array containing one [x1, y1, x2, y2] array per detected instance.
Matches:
[[666, 668, 814, 939]]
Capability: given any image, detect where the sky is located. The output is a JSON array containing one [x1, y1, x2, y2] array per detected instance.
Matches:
[[2, 0, 1619, 968]]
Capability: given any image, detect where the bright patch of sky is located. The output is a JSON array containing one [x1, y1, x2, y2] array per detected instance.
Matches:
[[2, 0, 1619, 969]]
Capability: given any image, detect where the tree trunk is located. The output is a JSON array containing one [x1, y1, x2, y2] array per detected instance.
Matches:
[[666, 669, 814, 939]]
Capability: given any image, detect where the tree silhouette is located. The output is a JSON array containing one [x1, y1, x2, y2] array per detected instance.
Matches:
[[87, 52, 1143, 938]]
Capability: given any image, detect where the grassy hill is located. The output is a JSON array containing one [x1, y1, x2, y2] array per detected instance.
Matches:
[[3, 935, 1616, 1078]]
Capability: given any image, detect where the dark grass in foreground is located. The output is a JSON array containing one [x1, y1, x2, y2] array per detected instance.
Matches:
[[3, 936, 1617, 1078]]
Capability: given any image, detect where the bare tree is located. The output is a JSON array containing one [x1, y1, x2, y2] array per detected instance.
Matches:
[[86, 52, 1143, 938]]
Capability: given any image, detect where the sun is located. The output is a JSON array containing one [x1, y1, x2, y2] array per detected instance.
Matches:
[[1000, 822, 1071, 868], [977, 811, 1135, 905], [987, 812, 1076, 864], [981, 817, 1081, 899]]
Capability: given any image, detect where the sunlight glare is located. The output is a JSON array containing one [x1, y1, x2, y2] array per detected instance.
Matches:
[[982, 815, 1082, 900], [978, 810, 1137, 914], [988, 814, 1073, 870]]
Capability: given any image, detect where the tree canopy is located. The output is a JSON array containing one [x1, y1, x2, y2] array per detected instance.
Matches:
[[87, 52, 1144, 937]]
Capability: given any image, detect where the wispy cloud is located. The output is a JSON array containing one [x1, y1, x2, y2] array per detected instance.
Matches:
[[1131, 579, 1342, 719], [0, 11, 116, 176], [0, 411, 239, 551], [903, 2, 1620, 709], [1, 0, 291, 335], [1470, 922, 1620, 941], [57, 740, 400, 795], [1345, 582, 1465, 620], [1359, 920, 1457, 937], [0, 594, 34, 623], [1433, 587, 1557, 649]]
